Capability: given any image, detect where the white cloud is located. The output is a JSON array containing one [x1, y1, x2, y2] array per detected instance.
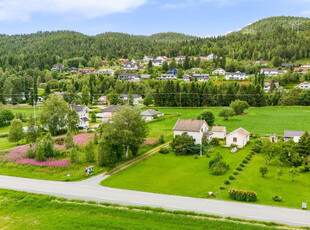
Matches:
[[0, 0, 147, 21]]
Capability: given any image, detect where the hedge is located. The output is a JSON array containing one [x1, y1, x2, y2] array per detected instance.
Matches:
[[229, 188, 257, 202]]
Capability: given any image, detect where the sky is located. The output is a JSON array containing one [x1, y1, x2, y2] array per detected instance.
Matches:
[[0, 0, 309, 37]]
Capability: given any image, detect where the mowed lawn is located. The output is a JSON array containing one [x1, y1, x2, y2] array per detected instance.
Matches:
[[0, 189, 275, 230], [102, 144, 252, 198], [146, 107, 310, 139]]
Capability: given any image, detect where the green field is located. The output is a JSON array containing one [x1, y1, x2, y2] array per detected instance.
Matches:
[[146, 107, 310, 140], [0, 189, 282, 230], [102, 144, 252, 197]]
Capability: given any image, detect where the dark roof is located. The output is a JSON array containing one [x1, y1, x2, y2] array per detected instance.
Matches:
[[102, 105, 121, 113], [173, 119, 208, 132], [69, 105, 88, 112], [119, 73, 139, 77], [141, 109, 163, 116]]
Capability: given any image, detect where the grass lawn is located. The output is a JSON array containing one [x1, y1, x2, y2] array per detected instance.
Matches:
[[145, 107, 310, 139], [0, 137, 26, 151], [102, 144, 252, 198], [0, 189, 280, 230], [221, 154, 310, 209]]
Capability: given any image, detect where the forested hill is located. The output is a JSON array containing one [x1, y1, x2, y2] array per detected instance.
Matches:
[[241, 16, 310, 33], [0, 16, 310, 71]]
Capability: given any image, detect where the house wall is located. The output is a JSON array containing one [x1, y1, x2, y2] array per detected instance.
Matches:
[[174, 123, 208, 145], [212, 130, 226, 139], [226, 133, 248, 148]]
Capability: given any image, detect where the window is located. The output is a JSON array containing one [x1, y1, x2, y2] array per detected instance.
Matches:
[[233, 137, 237, 143]]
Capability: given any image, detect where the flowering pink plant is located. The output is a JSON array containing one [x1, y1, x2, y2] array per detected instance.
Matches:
[[16, 159, 70, 167]]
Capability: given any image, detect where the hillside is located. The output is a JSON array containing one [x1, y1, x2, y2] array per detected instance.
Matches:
[[241, 16, 310, 33], [147, 32, 197, 42]]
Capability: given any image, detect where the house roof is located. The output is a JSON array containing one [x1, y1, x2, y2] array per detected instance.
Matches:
[[141, 74, 150, 79], [284, 130, 309, 138], [69, 105, 88, 113], [211, 126, 226, 133], [227, 127, 250, 137], [103, 113, 113, 119], [141, 109, 163, 116], [102, 105, 121, 113], [264, 82, 279, 88], [295, 81, 309, 87], [119, 94, 142, 99], [80, 117, 90, 121], [173, 119, 208, 132], [119, 73, 139, 77]]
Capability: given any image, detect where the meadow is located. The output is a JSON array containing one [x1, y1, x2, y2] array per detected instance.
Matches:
[[0, 189, 283, 230]]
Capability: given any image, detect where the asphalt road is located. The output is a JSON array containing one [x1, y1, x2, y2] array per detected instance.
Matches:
[[0, 175, 309, 227]]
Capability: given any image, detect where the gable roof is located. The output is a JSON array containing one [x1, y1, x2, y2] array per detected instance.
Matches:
[[227, 127, 250, 137], [141, 109, 163, 116], [211, 126, 226, 133], [102, 105, 121, 113], [69, 105, 88, 113], [173, 119, 208, 132], [284, 130, 309, 138]]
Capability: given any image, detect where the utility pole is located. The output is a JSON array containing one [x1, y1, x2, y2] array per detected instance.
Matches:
[[200, 115, 202, 157], [33, 99, 36, 127]]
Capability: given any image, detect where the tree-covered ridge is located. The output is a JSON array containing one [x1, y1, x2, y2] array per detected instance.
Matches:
[[241, 16, 310, 33], [147, 32, 197, 42]]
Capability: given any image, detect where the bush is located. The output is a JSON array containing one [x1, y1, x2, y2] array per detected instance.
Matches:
[[36, 142, 46, 162], [236, 167, 242, 171], [242, 160, 248, 164], [245, 156, 251, 161], [251, 140, 263, 153], [159, 147, 169, 154], [272, 195, 282, 202], [233, 170, 239, 175], [209, 138, 220, 146], [70, 147, 79, 163], [158, 134, 165, 144], [210, 161, 229, 175], [298, 166, 310, 172], [220, 186, 225, 190], [26, 144, 36, 159], [209, 153, 222, 168], [224, 180, 230, 185], [194, 155, 198, 159], [229, 175, 235, 180], [239, 163, 245, 167], [85, 141, 96, 163], [229, 188, 257, 202], [65, 131, 74, 150]]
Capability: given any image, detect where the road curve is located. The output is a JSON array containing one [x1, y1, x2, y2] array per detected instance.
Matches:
[[0, 175, 309, 227]]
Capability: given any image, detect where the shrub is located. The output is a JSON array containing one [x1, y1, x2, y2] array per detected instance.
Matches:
[[159, 147, 169, 154], [85, 141, 96, 163], [233, 170, 239, 175], [260, 167, 269, 177], [209, 153, 222, 168], [158, 134, 165, 144], [224, 180, 230, 185], [272, 195, 282, 202], [26, 145, 36, 159], [251, 140, 263, 153], [298, 166, 310, 172], [210, 161, 229, 175], [229, 188, 257, 202], [70, 147, 79, 163], [210, 138, 220, 146], [236, 167, 242, 171], [65, 132, 74, 150], [220, 186, 225, 190], [239, 163, 245, 167], [246, 156, 251, 161], [242, 160, 248, 164], [194, 155, 198, 159], [36, 143, 46, 162], [229, 175, 235, 180]]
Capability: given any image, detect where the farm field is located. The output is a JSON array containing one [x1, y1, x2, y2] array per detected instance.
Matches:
[[146, 107, 310, 140], [0, 189, 278, 230]]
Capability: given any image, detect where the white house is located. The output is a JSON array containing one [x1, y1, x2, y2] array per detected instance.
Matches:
[[101, 105, 120, 123], [295, 81, 309, 89], [225, 71, 249, 80], [118, 73, 140, 82], [141, 109, 164, 121], [182, 74, 195, 82], [119, 94, 142, 105], [264, 82, 281, 92], [156, 56, 168, 61], [284, 130, 310, 143], [143, 56, 154, 63], [173, 118, 209, 145], [260, 68, 286, 77], [157, 74, 177, 80], [123, 61, 138, 70], [175, 56, 186, 63], [97, 68, 115, 76], [206, 53, 217, 60], [152, 59, 163, 67], [226, 127, 250, 148], [141, 74, 151, 79], [69, 105, 90, 129], [211, 126, 227, 139], [212, 68, 226, 75]]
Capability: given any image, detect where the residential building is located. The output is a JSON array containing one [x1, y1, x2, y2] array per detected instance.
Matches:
[[295, 81, 309, 89], [301, 64, 310, 68], [119, 58, 129, 63], [211, 126, 227, 139], [166, 69, 178, 75], [282, 63, 294, 68], [284, 130, 310, 143], [294, 67, 308, 75], [51, 64, 65, 72], [123, 61, 138, 70], [269, 134, 279, 143], [264, 82, 281, 92], [101, 105, 121, 123], [141, 109, 164, 121], [119, 94, 142, 105], [138, 66, 145, 71], [206, 53, 217, 60], [97, 68, 115, 76], [156, 56, 168, 61], [157, 74, 177, 80], [69, 105, 90, 129], [260, 68, 286, 77], [197, 76, 210, 82], [141, 74, 151, 79], [152, 59, 163, 67], [225, 71, 249, 80], [192, 68, 203, 73], [175, 56, 186, 63], [212, 68, 226, 75], [78, 68, 95, 74], [253, 61, 268, 66], [143, 56, 154, 63], [182, 74, 195, 82], [226, 128, 250, 148], [98, 96, 108, 105], [118, 73, 140, 82], [173, 118, 210, 145]]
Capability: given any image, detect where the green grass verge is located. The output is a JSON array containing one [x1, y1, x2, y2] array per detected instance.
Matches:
[[0, 189, 288, 230]]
